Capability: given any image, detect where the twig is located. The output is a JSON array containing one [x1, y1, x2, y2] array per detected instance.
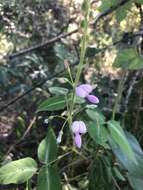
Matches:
[[20, 116, 36, 140], [60, 155, 92, 173], [4, 117, 36, 157], [63, 172, 88, 182], [0, 64, 76, 113], [1, 30, 143, 113], [124, 71, 140, 113], [112, 71, 128, 120], [93, 0, 131, 27], [8, 29, 78, 59], [1, 31, 142, 113], [112, 176, 122, 190], [5, 0, 131, 60], [1, 2, 142, 113], [63, 173, 73, 190]]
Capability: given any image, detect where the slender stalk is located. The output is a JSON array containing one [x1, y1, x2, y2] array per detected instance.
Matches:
[[112, 71, 127, 120], [68, 0, 91, 126]]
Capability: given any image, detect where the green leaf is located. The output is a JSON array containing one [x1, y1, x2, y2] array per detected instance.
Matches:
[[113, 167, 126, 181], [109, 132, 143, 190], [113, 48, 143, 70], [37, 94, 84, 112], [99, 0, 117, 12], [75, 95, 86, 104], [81, 0, 88, 12], [117, 132, 143, 177], [37, 96, 69, 112], [112, 145, 143, 190], [135, 0, 143, 4], [107, 120, 136, 163], [87, 122, 108, 146], [37, 166, 62, 190], [86, 109, 105, 124], [110, 138, 142, 177], [88, 159, 114, 190], [86, 109, 105, 140], [54, 43, 77, 65], [0, 157, 37, 184], [38, 128, 57, 164], [127, 173, 143, 190], [116, 2, 132, 22], [49, 87, 69, 96]]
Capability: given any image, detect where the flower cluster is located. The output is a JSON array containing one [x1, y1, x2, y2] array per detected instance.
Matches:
[[71, 121, 87, 148], [71, 84, 99, 148]]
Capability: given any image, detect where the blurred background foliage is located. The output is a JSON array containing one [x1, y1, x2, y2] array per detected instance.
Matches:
[[0, 0, 143, 189]]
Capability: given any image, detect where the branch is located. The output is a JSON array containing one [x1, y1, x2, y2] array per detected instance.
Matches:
[[0, 1, 135, 112], [7, 0, 130, 60], [1, 30, 143, 112], [94, 0, 130, 27], [0, 65, 74, 112], [8, 29, 78, 59]]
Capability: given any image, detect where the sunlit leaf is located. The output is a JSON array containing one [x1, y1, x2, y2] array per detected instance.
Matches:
[[113, 48, 143, 70], [0, 158, 37, 184], [99, 0, 117, 12], [38, 128, 57, 164], [116, 2, 132, 22]]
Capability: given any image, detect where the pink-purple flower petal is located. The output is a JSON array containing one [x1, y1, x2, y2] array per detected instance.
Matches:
[[78, 121, 87, 134], [75, 86, 88, 98], [75, 84, 93, 98], [80, 84, 92, 94], [71, 121, 87, 134], [86, 95, 99, 104], [74, 133, 82, 148], [71, 121, 80, 134]]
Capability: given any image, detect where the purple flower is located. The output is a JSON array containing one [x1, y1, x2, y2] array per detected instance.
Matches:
[[74, 133, 82, 148], [71, 121, 87, 148], [75, 84, 99, 104], [86, 95, 99, 104], [71, 121, 87, 134], [75, 84, 92, 98]]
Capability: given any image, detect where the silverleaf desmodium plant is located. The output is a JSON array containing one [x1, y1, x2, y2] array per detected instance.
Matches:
[[0, 0, 142, 189]]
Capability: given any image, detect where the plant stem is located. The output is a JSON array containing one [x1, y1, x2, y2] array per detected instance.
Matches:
[[112, 71, 127, 120], [68, 0, 91, 125]]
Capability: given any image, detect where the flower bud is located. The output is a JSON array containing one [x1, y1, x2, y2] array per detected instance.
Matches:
[[86, 95, 99, 104]]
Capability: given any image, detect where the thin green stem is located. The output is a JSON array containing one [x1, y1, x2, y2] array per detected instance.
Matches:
[[67, 65, 74, 85], [68, 0, 91, 127], [112, 71, 126, 120]]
